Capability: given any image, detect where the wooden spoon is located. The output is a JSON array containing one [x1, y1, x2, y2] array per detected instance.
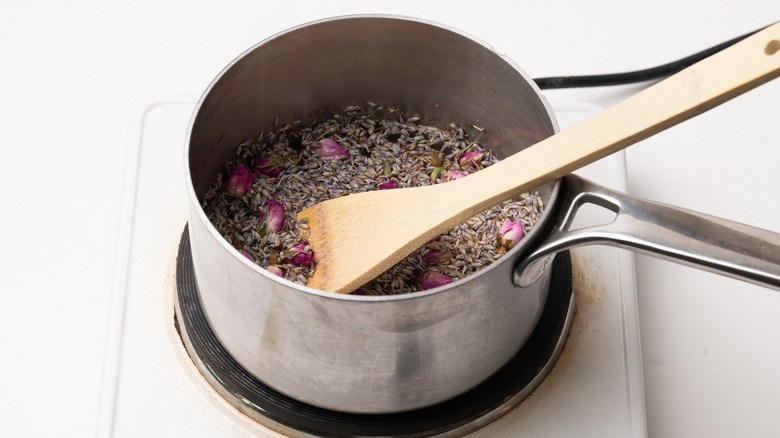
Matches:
[[298, 22, 780, 294]]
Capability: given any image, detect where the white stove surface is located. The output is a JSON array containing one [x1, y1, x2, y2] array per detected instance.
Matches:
[[97, 100, 645, 437], [5, 4, 780, 437]]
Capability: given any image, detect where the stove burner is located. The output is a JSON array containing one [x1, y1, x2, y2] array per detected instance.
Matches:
[[175, 227, 574, 437]]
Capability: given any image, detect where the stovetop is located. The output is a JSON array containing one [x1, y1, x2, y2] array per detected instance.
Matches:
[[97, 100, 645, 437]]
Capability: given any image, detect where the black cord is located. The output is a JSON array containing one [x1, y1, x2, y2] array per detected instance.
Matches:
[[534, 24, 769, 89]]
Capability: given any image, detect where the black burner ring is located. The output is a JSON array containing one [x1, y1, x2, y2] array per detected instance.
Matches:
[[175, 226, 573, 437]]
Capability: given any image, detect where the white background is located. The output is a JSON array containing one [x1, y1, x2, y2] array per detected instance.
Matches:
[[2, 1, 779, 437]]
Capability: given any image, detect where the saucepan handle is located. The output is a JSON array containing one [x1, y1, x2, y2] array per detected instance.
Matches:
[[514, 174, 780, 290]]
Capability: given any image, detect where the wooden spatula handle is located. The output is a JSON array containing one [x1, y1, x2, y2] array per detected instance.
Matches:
[[451, 22, 780, 215]]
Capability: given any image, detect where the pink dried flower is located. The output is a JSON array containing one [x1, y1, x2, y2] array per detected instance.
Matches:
[[261, 197, 286, 233], [423, 249, 451, 264], [318, 138, 350, 160], [265, 265, 284, 277], [442, 169, 469, 182], [353, 289, 367, 295], [497, 219, 524, 250], [241, 250, 254, 262], [288, 242, 315, 266], [226, 163, 252, 196], [458, 151, 484, 169], [417, 270, 453, 290], [253, 155, 285, 178], [378, 179, 398, 190]]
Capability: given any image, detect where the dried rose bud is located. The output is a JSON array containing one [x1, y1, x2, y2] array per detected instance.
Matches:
[[288, 242, 315, 266], [353, 289, 367, 295], [318, 138, 350, 160], [253, 155, 285, 178], [241, 250, 254, 262], [497, 219, 524, 250], [378, 179, 398, 190], [417, 269, 453, 290], [423, 249, 451, 264], [442, 169, 469, 182], [261, 198, 286, 233], [458, 151, 484, 169], [226, 163, 252, 196], [425, 241, 444, 251], [265, 265, 284, 277]]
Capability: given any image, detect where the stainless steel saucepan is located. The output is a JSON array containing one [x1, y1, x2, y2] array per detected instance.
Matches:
[[184, 15, 780, 414]]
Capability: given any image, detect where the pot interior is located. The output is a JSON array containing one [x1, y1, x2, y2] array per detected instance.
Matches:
[[188, 16, 558, 207]]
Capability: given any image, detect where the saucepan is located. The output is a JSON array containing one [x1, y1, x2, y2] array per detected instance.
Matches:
[[184, 15, 780, 414]]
